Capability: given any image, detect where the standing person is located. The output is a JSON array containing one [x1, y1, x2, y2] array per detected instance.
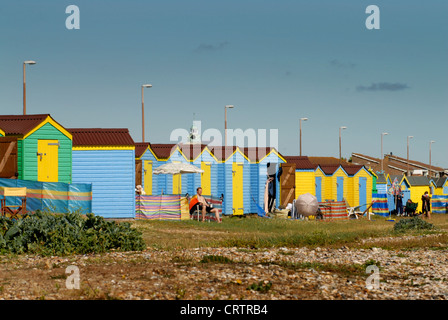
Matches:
[[194, 187, 221, 223], [421, 191, 431, 219], [396, 192, 404, 216]]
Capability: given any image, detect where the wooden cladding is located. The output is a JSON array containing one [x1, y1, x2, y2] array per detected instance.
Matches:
[[280, 163, 296, 207], [0, 137, 18, 179]]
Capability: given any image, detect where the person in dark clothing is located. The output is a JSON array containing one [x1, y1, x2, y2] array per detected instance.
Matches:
[[395, 193, 404, 216], [421, 191, 431, 219]]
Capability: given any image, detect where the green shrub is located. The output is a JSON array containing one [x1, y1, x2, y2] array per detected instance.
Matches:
[[393, 217, 435, 233], [0, 211, 146, 256]]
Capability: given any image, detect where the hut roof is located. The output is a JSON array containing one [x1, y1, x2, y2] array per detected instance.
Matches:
[[308, 156, 349, 166], [433, 176, 448, 188], [134, 142, 151, 158], [0, 114, 55, 136], [148, 143, 177, 159], [68, 128, 135, 147], [405, 176, 431, 186], [283, 156, 316, 170]]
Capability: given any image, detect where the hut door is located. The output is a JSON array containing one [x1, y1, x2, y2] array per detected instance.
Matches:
[[135, 160, 142, 186], [315, 177, 322, 202], [280, 163, 296, 207], [359, 177, 367, 211], [232, 162, 244, 215], [37, 140, 59, 182], [336, 176, 344, 201], [0, 137, 18, 179], [201, 162, 211, 196], [143, 160, 152, 195]]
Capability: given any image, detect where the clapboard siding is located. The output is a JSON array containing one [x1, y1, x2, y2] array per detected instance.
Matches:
[[294, 169, 315, 198], [21, 122, 72, 183], [72, 149, 135, 218]]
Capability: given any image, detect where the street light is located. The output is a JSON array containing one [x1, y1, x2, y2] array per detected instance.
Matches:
[[224, 105, 234, 147], [339, 126, 347, 162], [407, 135, 413, 176], [23, 60, 36, 115], [141, 84, 152, 142], [299, 118, 308, 156], [381, 132, 388, 173], [429, 140, 435, 178]]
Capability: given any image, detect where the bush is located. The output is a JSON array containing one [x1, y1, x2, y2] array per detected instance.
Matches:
[[0, 211, 146, 256], [393, 217, 435, 233]]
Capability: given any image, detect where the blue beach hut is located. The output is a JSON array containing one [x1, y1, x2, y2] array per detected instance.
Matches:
[[68, 128, 136, 218]]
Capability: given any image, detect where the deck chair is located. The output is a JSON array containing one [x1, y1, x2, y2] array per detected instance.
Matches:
[[347, 200, 376, 220], [1, 187, 27, 219], [404, 201, 418, 216]]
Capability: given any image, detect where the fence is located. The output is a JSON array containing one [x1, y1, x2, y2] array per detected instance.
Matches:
[[318, 200, 348, 220], [135, 194, 190, 220], [431, 195, 448, 214], [0, 178, 92, 214], [371, 193, 389, 217]]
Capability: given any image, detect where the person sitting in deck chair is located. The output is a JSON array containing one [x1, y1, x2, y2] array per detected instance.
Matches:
[[191, 187, 221, 223]]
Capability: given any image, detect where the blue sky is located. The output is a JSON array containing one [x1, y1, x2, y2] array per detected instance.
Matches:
[[1, 0, 447, 168]]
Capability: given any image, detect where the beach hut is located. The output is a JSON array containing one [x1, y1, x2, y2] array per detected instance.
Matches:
[[243, 147, 286, 214], [208, 146, 250, 216], [281, 156, 316, 206], [315, 165, 348, 203], [344, 165, 374, 211], [432, 177, 448, 195], [68, 128, 136, 219], [179, 143, 218, 198], [0, 114, 72, 183], [400, 175, 431, 213], [135, 142, 159, 195]]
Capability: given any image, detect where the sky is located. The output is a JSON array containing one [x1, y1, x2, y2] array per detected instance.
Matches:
[[1, 0, 447, 168]]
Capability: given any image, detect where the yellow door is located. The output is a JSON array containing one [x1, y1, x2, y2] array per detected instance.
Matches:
[[201, 162, 211, 196], [173, 173, 181, 194], [143, 160, 152, 195], [232, 162, 244, 215], [37, 140, 59, 182]]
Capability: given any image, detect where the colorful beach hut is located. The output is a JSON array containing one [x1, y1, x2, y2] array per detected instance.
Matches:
[[432, 177, 448, 195], [207, 146, 251, 216], [68, 128, 136, 218], [344, 165, 374, 211], [400, 175, 431, 213], [243, 147, 286, 214], [0, 114, 72, 183], [135, 142, 159, 195], [281, 156, 316, 205]]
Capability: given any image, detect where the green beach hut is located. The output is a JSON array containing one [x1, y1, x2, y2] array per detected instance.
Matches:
[[0, 114, 72, 183]]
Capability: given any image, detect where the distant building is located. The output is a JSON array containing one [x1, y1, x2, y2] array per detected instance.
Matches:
[[351, 152, 446, 178]]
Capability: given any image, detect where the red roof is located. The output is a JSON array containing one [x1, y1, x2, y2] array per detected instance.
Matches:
[[135, 142, 151, 158], [318, 165, 341, 175], [283, 156, 316, 169], [0, 114, 50, 136], [342, 164, 364, 175], [68, 128, 135, 147], [149, 143, 177, 159]]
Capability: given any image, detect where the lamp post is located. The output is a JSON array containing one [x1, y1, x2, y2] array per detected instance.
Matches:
[[299, 118, 308, 156], [339, 126, 347, 162], [141, 84, 152, 142], [224, 105, 234, 146], [381, 132, 388, 173], [429, 140, 435, 177], [23, 60, 36, 115], [407, 135, 413, 176]]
